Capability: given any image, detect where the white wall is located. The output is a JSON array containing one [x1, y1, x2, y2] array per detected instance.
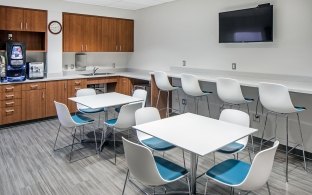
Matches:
[[130, 0, 312, 76], [0, 0, 134, 74]]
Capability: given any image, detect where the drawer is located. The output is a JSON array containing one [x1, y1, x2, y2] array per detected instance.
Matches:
[[22, 82, 46, 90], [0, 99, 22, 108], [0, 105, 22, 125], [98, 77, 118, 84], [68, 79, 85, 86], [0, 84, 22, 93], [0, 91, 22, 100]]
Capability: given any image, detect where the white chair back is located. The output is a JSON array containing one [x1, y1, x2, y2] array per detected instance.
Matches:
[[54, 101, 76, 128], [76, 88, 97, 110], [181, 74, 204, 97], [114, 102, 143, 129], [135, 107, 161, 142], [219, 109, 249, 146], [259, 82, 296, 113], [122, 137, 167, 186], [216, 77, 245, 104], [154, 71, 174, 91], [133, 89, 147, 108], [238, 141, 279, 190]]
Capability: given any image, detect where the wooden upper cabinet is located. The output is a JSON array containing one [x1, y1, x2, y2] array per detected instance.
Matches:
[[23, 9, 47, 32], [0, 7, 7, 30], [102, 17, 117, 52], [63, 13, 84, 52], [117, 19, 134, 52], [5, 7, 24, 31], [84, 16, 102, 52]]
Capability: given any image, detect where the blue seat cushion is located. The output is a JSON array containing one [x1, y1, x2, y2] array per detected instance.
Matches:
[[217, 142, 244, 154], [105, 118, 117, 126], [206, 159, 251, 185], [72, 114, 94, 125], [79, 108, 104, 113], [154, 156, 188, 181], [295, 106, 306, 112], [142, 137, 175, 151], [115, 107, 121, 113]]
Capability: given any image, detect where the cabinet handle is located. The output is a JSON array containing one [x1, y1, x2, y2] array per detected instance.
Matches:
[[42, 92, 45, 99], [120, 45, 121, 51], [26, 22, 28, 30], [116, 45, 118, 51], [86, 45, 88, 51], [64, 83, 67, 89], [5, 102, 15, 107], [20, 22, 23, 30], [81, 45, 84, 51], [74, 81, 81, 85], [30, 85, 39, 89], [5, 109, 15, 114], [5, 87, 14, 92], [5, 95, 14, 99]]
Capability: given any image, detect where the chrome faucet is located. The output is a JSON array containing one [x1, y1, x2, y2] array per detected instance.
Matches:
[[92, 67, 99, 75]]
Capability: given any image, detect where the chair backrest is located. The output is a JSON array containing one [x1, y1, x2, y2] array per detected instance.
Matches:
[[219, 109, 249, 146], [114, 102, 143, 129], [154, 71, 173, 91], [54, 101, 76, 128], [122, 137, 167, 186], [132, 89, 147, 108], [216, 77, 245, 104], [259, 82, 296, 114], [181, 74, 204, 97], [76, 88, 97, 110], [238, 141, 279, 191], [135, 107, 161, 142]]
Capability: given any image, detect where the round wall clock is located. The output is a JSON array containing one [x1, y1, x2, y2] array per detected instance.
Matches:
[[48, 21, 62, 34]]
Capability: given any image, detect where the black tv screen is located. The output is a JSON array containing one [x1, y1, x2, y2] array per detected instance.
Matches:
[[219, 5, 273, 43]]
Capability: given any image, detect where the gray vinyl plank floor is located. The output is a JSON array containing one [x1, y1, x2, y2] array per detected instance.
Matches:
[[0, 118, 312, 195]]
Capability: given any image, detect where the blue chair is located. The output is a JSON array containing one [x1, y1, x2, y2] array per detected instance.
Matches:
[[122, 137, 190, 195], [204, 141, 279, 195], [54, 101, 96, 162]]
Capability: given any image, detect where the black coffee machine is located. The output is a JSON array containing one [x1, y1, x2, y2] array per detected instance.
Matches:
[[5, 41, 26, 82]]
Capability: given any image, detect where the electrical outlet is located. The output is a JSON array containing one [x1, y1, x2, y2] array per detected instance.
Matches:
[[253, 114, 260, 123], [182, 60, 186, 66], [232, 63, 237, 70], [112, 63, 116, 68], [182, 99, 187, 105]]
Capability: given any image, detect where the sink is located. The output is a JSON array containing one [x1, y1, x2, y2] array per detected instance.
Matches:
[[81, 73, 114, 76]]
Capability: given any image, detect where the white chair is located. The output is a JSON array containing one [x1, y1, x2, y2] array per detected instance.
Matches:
[[122, 137, 190, 195], [154, 71, 181, 117], [53, 101, 97, 162], [135, 107, 185, 167], [102, 102, 142, 164], [115, 89, 147, 113], [181, 74, 212, 116], [204, 141, 279, 195], [216, 109, 251, 162], [259, 82, 307, 182], [76, 88, 105, 128]]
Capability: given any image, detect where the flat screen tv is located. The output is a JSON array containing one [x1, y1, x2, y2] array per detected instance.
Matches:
[[219, 5, 273, 43]]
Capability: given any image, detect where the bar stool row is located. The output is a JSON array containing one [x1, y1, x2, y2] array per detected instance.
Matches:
[[153, 71, 307, 182]]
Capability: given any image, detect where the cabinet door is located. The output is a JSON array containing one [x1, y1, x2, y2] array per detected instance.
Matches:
[[116, 77, 132, 96], [102, 17, 117, 52], [5, 7, 24, 31], [63, 13, 84, 52], [117, 19, 134, 52], [22, 89, 46, 121], [0, 7, 6, 30], [84, 16, 102, 52], [45, 81, 68, 117], [67, 79, 87, 113], [23, 9, 47, 32]]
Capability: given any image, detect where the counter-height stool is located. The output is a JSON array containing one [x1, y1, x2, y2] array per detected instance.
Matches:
[[216, 77, 255, 152], [154, 71, 181, 117], [54, 101, 96, 162], [181, 74, 212, 116], [259, 82, 307, 182]]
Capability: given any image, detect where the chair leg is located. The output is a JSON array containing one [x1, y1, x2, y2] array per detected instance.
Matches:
[[213, 152, 216, 164], [53, 124, 61, 151], [297, 113, 307, 171], [113, 128, 117, 165], [206, 95, 211, 117], [122, 169, 129, 195], [156, 90, 161, 109], [93, 125, 98, 153], [260, 112, 269, 151], [204, 178, 209, 195], [194, 97, 197, 114], [186, 177, 191, 195], [286, 115, 289, 182], [246, 104, 254, 153], [230, 187, 234, 195], [69, 127, 77, 162], [247, 146, 252, 163], [176, 89, 181, 114], [167, 91, 170, 117], [274, 114, 278, 141]]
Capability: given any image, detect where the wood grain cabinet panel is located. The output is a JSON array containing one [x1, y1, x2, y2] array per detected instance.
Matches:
[[117, 19, 134, 52], [45, 81, 68, 117], [102, 17, 117, 52], [4, 7, 24, 31], [0, 7, 6, 30], [0, 105, 22, 125], [22, 89, 46, 121], [63, 13, 84, 52], [116, 77, 132, 96], [84, 16, 102, 52], [67, 79, 87, 113], [23, 9, 47, 32]]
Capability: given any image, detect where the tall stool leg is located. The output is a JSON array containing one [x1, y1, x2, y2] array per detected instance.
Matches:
[[286, 115, 289, 182], [167, 91, 170, 117], [156, 90, 161, 109], [53, 124, 61, 151], [297, 113, 307, 171], [260, 112, 269, 151], [69, 127, 77, 162], [176, 89, 181, 114], [246, 104, 254, 153], [206, 95, 211, 117]]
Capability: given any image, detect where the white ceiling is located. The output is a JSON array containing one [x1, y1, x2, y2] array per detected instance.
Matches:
[[64, 0, 176, 10]]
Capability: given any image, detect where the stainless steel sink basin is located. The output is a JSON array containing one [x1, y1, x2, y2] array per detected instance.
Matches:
[[81, 73, 114, 76]]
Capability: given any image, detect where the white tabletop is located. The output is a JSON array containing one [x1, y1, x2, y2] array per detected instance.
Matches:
[[68, 92, 143, 109], [133, 113, 257, 156]]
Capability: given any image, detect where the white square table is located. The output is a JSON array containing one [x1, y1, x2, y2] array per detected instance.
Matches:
[[133, 113, 257, 195]]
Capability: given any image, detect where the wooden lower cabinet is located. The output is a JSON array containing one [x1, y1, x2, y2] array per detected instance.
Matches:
[[45, 81, 68, 117], [22, 86, 46, 121], [116, 77, 132, 96], [67, 79, 87, 113]]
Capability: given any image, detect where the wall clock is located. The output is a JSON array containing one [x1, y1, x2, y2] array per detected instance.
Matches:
[[48, 21, 62, 35]]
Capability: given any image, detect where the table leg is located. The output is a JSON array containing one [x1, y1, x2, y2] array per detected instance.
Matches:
[[190, 152, 198, 195]]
